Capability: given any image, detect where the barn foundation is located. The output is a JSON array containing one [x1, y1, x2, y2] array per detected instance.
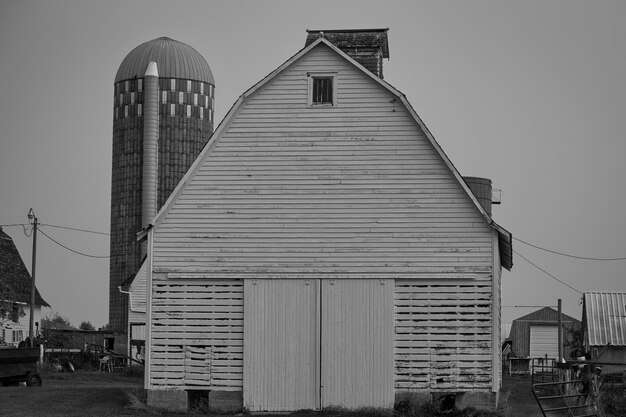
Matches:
[[147, 389, 188, 412], [455, 391, 500, 411]]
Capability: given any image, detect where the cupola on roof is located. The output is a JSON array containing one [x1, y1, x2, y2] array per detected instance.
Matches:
[[115, 37, 214, 84]]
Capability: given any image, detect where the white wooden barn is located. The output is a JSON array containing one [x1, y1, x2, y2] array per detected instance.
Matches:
[[139, 29, 513, 412]]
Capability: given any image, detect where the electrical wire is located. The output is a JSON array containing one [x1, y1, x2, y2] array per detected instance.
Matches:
[[514, 236, 626, 261], [502, 305, 557, 308], [37, 227, 109, 259], [513, 249, 582, 295], [40, 223, 109, 236]]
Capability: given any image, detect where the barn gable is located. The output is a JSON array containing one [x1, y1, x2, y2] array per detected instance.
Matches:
[[142, 36, 512, 411], [147, 39, 504, 277]]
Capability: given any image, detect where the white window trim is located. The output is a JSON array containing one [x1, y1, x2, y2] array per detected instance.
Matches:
[[307, 72, 337, 107]]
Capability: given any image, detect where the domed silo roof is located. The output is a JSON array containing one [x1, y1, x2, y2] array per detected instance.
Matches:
[[115, 37, 214, 84]]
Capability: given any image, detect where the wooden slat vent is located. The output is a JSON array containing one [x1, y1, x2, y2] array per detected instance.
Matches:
[[150, 279, 243, 390], [394, 279, 493, 392]]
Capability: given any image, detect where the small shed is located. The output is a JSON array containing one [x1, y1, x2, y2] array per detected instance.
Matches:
[[508, 307, 580, 360], [582, 292, 626, 367]]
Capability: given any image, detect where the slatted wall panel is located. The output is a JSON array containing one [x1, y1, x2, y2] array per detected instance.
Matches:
[[395, 278, 493, 392], [153, 43, 494, 280], [150, 279, 243, 390]]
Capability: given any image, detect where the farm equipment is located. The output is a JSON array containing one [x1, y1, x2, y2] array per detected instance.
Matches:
[[0, 347, 42, 386]]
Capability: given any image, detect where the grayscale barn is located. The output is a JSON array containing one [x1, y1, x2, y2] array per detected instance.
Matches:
[[138, 29, 513, 412]]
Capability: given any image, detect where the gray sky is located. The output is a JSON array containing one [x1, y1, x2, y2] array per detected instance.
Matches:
[[1, 0, 624, 328]]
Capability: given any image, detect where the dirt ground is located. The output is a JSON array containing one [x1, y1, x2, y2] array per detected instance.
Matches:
[[0, 371, 543, 417]]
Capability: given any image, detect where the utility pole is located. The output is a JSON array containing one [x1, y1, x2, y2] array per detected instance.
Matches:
[[557, 298, 563, 361], [27, 208, 38, 348]]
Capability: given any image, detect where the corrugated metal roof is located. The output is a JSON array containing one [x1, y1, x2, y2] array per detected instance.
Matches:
[[584, 292, 626, 346], [115, 37, 214, 84]]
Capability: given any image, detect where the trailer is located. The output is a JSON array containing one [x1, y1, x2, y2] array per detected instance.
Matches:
[[0, 347, 42, 386]]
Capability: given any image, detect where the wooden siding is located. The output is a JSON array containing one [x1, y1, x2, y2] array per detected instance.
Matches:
[[151, 43, 494, 280], [128, 260, 147, 324], [149, 278, 243, 390], [394, 278, 494, 392]]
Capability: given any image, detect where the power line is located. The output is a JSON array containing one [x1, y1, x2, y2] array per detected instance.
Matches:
[[514, 236, 626, 261], [41, 223, 109, 236], [513, 249, 582, 295], [502, 305, 557, 308], [37, 227, 109, 259]]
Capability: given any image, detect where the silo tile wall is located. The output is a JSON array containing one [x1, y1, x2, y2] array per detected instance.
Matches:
[[109, 78, 213, 332]]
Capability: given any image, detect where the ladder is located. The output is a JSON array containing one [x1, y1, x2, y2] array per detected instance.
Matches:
[[532, 380, 598, 417]]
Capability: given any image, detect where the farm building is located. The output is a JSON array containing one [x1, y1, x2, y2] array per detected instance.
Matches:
[[119, 259, 147, 363], [507, 307, 580, 365], [582, 292, 626, 370], [138, 29, 513, 412], [0, 228, 49, 346]]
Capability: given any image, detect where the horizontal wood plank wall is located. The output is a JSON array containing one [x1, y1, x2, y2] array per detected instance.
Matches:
[[152, 43, 494, 279], [395, 277, 493, 392], [150, 278, 243, 390]]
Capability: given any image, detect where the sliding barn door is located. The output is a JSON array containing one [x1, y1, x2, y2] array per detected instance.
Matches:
[[321, 279, 394, 408], [244, 279, 394, 411], [243, 279, 320, 411]]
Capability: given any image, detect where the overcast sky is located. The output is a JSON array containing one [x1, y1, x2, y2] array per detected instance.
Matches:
[[0, 0, 624, 329]]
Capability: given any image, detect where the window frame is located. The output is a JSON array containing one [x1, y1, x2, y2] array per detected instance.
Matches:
[[308, 72, 337, 107]]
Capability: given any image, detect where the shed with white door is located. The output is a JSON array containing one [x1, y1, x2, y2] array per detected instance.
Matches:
[[138, 29, 513, 412], [508, 307, 580, 360]]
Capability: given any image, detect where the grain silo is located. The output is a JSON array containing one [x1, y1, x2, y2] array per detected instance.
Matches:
[[110, 37, 215, 333]]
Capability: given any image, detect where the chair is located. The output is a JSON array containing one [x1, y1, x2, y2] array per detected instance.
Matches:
[[99, 355, 112, 372]]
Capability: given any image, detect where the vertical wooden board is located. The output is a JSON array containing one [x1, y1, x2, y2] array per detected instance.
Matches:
[[243, 279, 319, 411], [321, 279, 394, 408]]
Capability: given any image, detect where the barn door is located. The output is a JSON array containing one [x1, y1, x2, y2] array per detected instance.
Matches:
[[243, 279, 320, 412], [244, 279, 394, 411], [321, 279, 394, 408]]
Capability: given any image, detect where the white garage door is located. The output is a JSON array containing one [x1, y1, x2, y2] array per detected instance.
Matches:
[[529, 325, 558, 359]]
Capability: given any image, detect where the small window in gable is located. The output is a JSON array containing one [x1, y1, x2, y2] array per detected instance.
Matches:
[[308, 73, 337, 106]]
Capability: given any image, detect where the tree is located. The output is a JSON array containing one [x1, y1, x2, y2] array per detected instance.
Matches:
[[79, 321, 95, 331], [41, 312, 74, 330]]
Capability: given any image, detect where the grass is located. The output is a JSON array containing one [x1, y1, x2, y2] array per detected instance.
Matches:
[[0, 370, 516, 417]]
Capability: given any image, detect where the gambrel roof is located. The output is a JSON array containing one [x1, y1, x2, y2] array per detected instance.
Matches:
[[139, 37, 512, 271]]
